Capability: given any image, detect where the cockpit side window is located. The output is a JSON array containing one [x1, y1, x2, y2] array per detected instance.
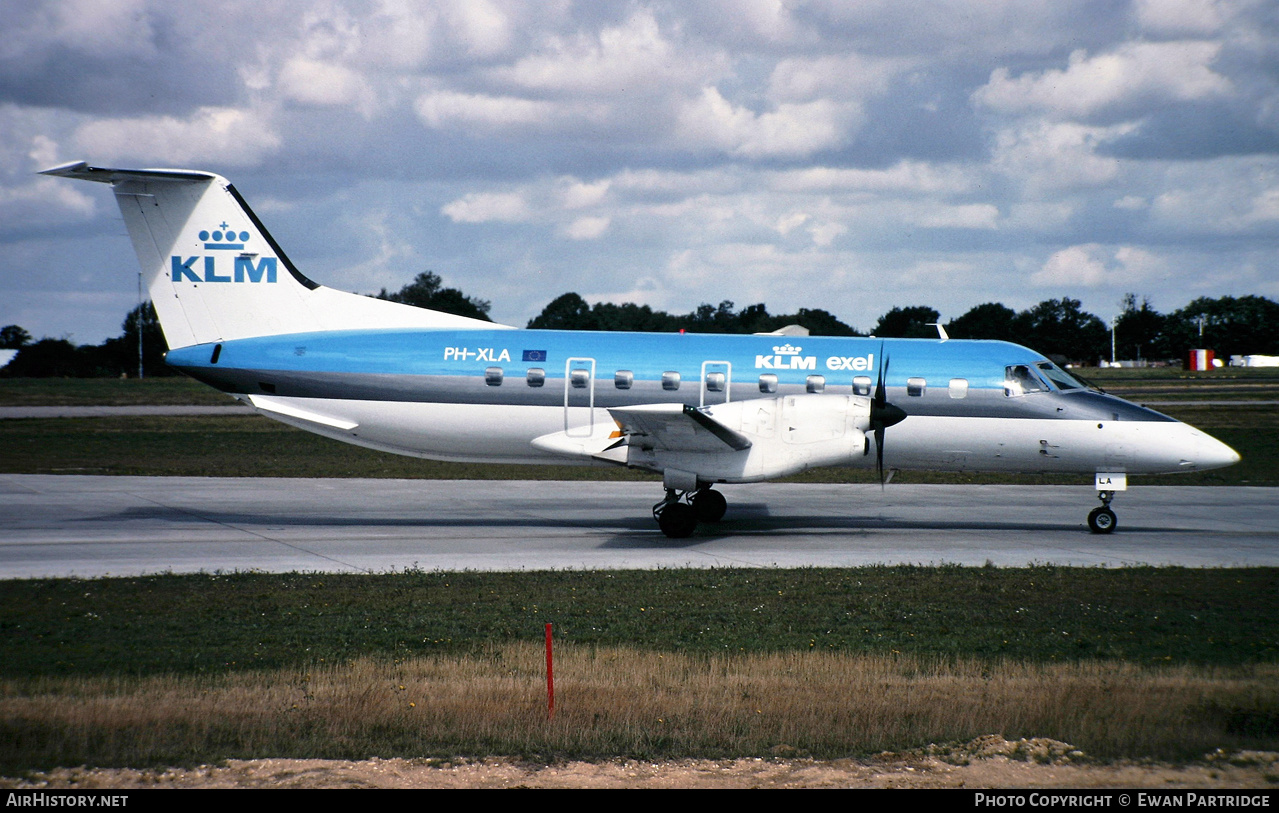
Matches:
[[1004, 364, 1049, 397], [1035, 361, 1084, 391]]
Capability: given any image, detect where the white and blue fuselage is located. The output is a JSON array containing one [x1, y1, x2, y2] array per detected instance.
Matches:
[[44, 161, 1239, 536], [165, 329, 1236, 479]]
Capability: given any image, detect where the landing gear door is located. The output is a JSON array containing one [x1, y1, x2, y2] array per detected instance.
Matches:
[[564, 357, 596, 437], [700, 360, 731, 407]]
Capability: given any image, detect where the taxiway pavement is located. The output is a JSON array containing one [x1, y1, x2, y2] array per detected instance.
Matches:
[[2, 475, 1275, 578]]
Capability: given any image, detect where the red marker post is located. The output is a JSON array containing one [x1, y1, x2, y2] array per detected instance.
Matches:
[[545, 622, 555, 719]]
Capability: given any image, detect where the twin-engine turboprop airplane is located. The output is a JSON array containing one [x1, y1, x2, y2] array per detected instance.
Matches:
[[44, 161, 1240, 537]]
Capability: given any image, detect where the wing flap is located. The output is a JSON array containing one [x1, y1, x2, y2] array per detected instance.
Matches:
[[608, 403, 752, 452]]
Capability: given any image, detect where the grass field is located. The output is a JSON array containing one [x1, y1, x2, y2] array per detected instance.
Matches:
[[2, 567, 1277, 769], [0, 376, 229, 407]]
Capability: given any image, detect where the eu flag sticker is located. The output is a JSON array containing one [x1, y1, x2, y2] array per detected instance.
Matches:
[[522, 349, 547, 362]]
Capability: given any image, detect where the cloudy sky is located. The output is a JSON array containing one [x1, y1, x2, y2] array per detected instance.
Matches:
[[3, 0, 1277, 344]]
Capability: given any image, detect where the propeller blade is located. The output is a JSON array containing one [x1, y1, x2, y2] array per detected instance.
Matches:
[[873, 343, 888, 410], [868, 344, 906, 488], [875, 425, 885, 485]]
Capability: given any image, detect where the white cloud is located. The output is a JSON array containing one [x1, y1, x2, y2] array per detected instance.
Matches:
[[990, 121, 1135, 192], [1033, 244, 1112, 287], [441, 191, 531, 223], [1134, 0, 1229, 36], [1114, 246, 1162, 278], [676, 87, 849, 158], [278, 58, 373, 111], [73, 107, 281, 167], [499, 10, 714, 96], [587, 275, 667, 309], [562, 215, 610, 240], [975, 41, 1231, 120], [770, 161, 973, 195], [0, 177, 96, 231], [1003, 201, 1078, 232], [1148, 157, 1279, 232], [916, 203, 1000, 230], [1032, 244, 1159, 288], [1246, 187, 1279, 225], [558, 178, 610, 209], [415, 90, 555, 128], [440, 0, 514, 58], [807, 221, 846, 247], [16, 0, 157, 59], [767, 53, 903, 103], [775, 211, 809, 235], [613, 167, 745, 196]]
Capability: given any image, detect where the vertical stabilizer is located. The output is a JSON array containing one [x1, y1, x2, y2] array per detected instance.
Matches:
[[41, 162, 500, 349]]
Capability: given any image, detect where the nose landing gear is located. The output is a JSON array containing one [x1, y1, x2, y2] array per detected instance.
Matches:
[[1088, 490, 1117, 534]]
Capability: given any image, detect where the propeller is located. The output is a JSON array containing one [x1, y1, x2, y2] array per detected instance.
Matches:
[[869, 343, 907, 486]]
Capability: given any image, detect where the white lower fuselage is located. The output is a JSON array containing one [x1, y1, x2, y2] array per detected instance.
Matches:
[[237, 394, 1234, 480]]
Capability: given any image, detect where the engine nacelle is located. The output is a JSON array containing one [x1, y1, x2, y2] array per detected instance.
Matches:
[[629, 394, 872, 483]]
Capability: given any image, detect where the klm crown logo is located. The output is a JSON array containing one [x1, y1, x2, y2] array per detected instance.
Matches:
[[199, 222, 250, 250], [171, 222, 276, 284], [757, 343, 816, 370]]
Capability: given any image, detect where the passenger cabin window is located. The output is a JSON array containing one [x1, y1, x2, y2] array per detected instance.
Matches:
[[852, 375, 872, 396], [758, 374, 778, 394], [526, 368, 545, 388], [907, 377, 926, 397], [485, 367, 503, 386], [705, 371, 726, 392], [806, 375, 825, 393], [1004, 364, 1048, 396], [614, 370, 633, 390], [570, 368, 591, 389], [662, 371, 681, 391], [948, 378, 969, 399]]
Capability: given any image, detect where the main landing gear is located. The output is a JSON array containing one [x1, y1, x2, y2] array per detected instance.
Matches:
[[1087, 490, 1117, 534], [653, 487, 727, 538]]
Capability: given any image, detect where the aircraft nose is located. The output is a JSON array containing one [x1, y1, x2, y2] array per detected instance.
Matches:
[[1198, 434, 1241, 470]]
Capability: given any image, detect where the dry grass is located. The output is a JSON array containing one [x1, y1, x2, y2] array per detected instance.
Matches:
[[3, 644, 1276, 771]]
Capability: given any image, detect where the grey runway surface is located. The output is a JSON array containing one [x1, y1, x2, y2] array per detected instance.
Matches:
[[2, 475, 1275, 578]]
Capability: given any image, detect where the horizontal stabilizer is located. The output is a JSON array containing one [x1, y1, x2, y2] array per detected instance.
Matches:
[[40, 162, 216, 184]]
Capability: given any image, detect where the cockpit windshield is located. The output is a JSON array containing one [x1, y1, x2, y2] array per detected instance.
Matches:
[[1005, 361, 1087, 396], [1035, 361, 1085, 391]]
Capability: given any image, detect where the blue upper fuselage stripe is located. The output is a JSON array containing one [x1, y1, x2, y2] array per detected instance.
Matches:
[[166, 329, 1044, 390]]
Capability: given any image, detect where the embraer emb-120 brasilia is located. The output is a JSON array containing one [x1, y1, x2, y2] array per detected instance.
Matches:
[[44, 161, 1240, 537]]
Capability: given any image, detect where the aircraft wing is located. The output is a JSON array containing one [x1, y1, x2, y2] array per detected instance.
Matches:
[[608, 403, 752, 452]]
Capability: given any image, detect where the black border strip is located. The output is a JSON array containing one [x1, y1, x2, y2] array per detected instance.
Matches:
[[225, 183, 320, 290]]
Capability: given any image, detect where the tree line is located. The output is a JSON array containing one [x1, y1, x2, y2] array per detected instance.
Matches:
[[3, 271, 1276, 377], [527, 291, 1279, 364]]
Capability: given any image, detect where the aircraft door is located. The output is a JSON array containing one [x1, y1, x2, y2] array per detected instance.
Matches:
[[564, 357, 596, 436], [700, 360, 732, 407]]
